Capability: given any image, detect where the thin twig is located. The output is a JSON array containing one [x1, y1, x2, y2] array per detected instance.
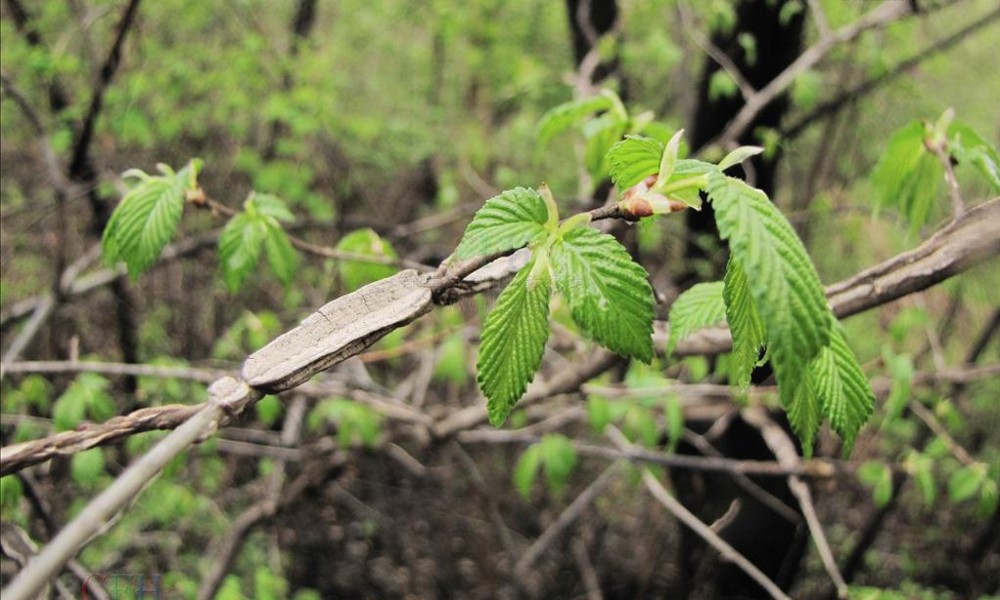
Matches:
[[605, 426, 793, 600], [513, 461, 622, 578], [677, 1, 755, 101], [710, 0, 914, 150], [741, 409, 849, 599], [907, 400, 975, 466]]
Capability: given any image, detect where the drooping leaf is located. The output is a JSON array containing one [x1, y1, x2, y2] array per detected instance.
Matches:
[[667, 281, 726, 354], [810, 321, 875, 457], [858, 461, 894, 508], [219, 212, 265, 292], [537, 94, 615, 146], [551, 226, 654, 363], [263, 224, 298, 287], [723, 258, 766, 391], [250, 192, 296, 222], [606, 135, 664, 190], [949, 121, 1000, 192], [456, 187, 549, 260], [789, 371, 823, 457], [707, 172, 830, 417], [870, 120, 943, 233], [478, 260, 552, 426], [70, 448, 106, 488], [334, 228, 397, 290]]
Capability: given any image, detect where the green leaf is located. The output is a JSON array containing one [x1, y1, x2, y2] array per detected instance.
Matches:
[[334, 228, 397, 290], [664, 394, 684, 453], [949, 464, 985, 503], [723, 259, 766, 391], [789, 371, 823, 457], [718, 146, 764, 172], [606, 135, 664, 190], [586, 395, 614, 433], [514, 444, 542, 499], [249, 192, 296, 222], [219, 212, 265, 292], [667, 281, 726, 354], [478, 260, 552, 426], [909, 452, 936, 506], [858, 461, 893, 508], [810, 322, 875, 457], [551, 227, 654, 363], [870, 120, 943, 233], [884, 350, 913, 421], [263, 224, 298, 287], [70, 448, 105, 488], [540, 434, 577, 496], [708, 172, 830, 416], [52, 373, 113, 431], [949, 121, 1000, 192], [456, 188, 549, 260], [433, 334, 470, 385], [102, 165, 188, 277], [537, 94, 615, 146], [583, 114, 627, 181], [256, 395, 282, 427]]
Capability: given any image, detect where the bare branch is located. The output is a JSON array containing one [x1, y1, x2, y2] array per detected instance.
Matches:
[[606, 426, 793, 600]]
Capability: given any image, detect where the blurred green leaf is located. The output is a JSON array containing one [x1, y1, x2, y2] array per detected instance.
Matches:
[[334, 228, 398, 291]]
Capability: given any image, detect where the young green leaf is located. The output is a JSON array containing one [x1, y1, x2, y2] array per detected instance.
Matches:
[[455, 187, 549, 260], [707, 171, 830, 415], [513, 444, 543, 499], [263, 224, 298, 287], [583, 114, 628, 181], [102, 171, 185, 277], [540, 434, 578, 496], [250, 192, 296, 222], [667, 281, 726, 354], [870, 120, 943, 233], [219, 212, 265, 292], [606, 135, 664, 190], [723, 259, 766, 391], [718, 146, 764, 172], [551, 227, 655, 363], [949, 121, 1000, 192], [948, 463, 986, 503], [858, 461, 894, 508], [789, 372, 823, 457], [810, 322, 875, 457], [537, 94, 615, 146], [478, 261, 552, 426], [70, 448, 106, 488], [334, 228, 397, 290]]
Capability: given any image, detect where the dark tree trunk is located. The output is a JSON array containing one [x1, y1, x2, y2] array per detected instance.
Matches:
[[683, 0, 806, 286], [675, 2, 808, 598]]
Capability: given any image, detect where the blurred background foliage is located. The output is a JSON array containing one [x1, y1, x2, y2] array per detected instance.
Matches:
[[1, 0, 998, 598]]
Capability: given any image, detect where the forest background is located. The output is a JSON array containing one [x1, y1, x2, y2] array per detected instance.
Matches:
[[1, 0, 998, 598]]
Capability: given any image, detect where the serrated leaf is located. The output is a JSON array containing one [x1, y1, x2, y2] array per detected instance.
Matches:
[[870, 120, 943, 233], [478, 261, 552, 426], [551, 227, 654, 362], [514, 445, 542, 499], [537, 94, 615, 146], [219, 212, 265, 292], [723, 259, 766, 391], [102, 172, 186, 277], [456, 188, 549, 260], [708, 172, 830, 418], [263, 224, 298, 286], [607, 135, 664, 190], [810, 322, 875, 457], [789, 372, 823, 457], [667, 281, 726, 354]]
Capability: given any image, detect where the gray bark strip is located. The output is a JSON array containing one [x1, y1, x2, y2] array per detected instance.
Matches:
[[241, 269, 433, 393]]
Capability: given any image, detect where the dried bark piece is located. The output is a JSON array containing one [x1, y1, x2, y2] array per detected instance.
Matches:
[[242, 269, 433, 392]]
